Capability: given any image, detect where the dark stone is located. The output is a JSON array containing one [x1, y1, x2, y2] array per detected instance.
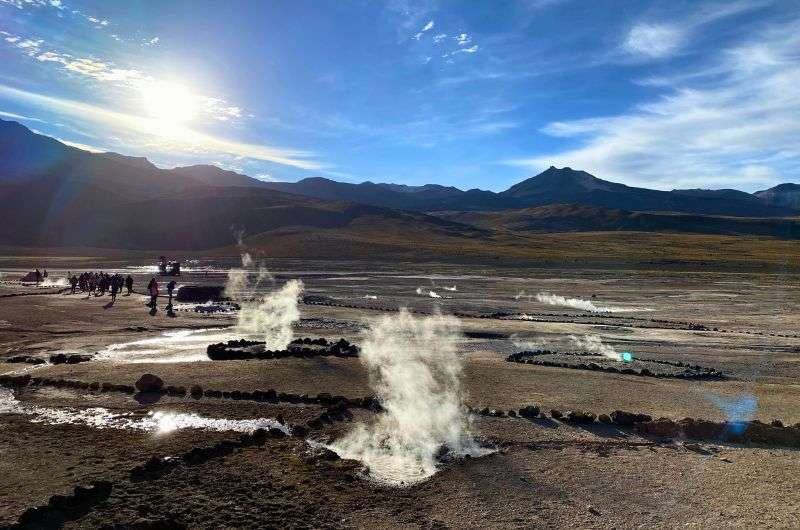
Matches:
[[636, 418, 680, 438], [135, 373, 164, 393], [175, 285, 226, 303], [518, 405, 540, 419], [550, 409, 563, 419], [565, 410, 596, 423], [610, 410, 652, 426]]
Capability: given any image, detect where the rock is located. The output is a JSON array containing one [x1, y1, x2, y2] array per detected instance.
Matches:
[[678, 418, 723, 440], [550, 409, 563, 420], [518, 405, 540, 419], [636, 418, 680, 438], [610, 410, 652, 426], [49, 353, 68, 364], [175, 285, 225, 303], [291, 425, 309, 438], [598, 414, 612, 424], [190, 385, 203, 398], [565, 410, 596, 423], [135, 373, 164, 393], [771, 419, 784, 428], [66, 354, 92, 364]]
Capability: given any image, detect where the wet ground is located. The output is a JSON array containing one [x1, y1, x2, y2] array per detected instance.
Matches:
[[1, 260, 799, 528]]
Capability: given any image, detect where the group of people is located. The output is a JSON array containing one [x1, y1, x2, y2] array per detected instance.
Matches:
[[69, 272, 134, 301], [146, 278, 177, 313]]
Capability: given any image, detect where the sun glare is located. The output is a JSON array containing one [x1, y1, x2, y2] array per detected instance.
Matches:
[[140, 81, 198, 127]]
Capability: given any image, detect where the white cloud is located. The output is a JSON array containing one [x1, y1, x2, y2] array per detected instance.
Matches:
[[509, 20, 800, 191], [57, 137, 106, 152], [0, 110, 44, 122], [0, 84, 324, 170], [413, 19, 435, 40], [624, 23, 683, 58], [455, 33, 471, 46], [432, 33, 447, 43], [452, 44, 478, 54]]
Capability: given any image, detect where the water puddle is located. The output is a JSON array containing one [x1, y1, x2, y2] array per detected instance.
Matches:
[[95, 328, 248, 363], [0, 388, 288, 434]]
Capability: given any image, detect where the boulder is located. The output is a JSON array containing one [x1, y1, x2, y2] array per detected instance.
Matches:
[[518, 405, 540, 419], [135, 373, 164, 393], [598, 414, 612, 424], [610, 410, 652, 426], [175, 285, 225, 303], [565, 410, 596, 423], [678, 418, 723, 440], [636, 418, 680, 438], [550, 409, 563, 420]]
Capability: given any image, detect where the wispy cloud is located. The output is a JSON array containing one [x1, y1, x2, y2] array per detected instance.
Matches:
[[624, 23, 683, 58], [622, 0, 770, 60], [2, 32, 248, 123], [509, 18, 800, 190], [413, 19, 435, 40], [0, 84, 324, 170]]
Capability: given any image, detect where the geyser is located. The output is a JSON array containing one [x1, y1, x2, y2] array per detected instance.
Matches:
[[236, 279, 304, 351], [535, 292, 648, 313], [569, 334, 628, 362], [225, 248, 303, 350], [330, 309, 485, 485]]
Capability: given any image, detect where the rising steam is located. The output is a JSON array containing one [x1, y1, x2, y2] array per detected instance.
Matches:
[[236, 279, 304, 350], [330, 309, 484, 485], [568, 334, 627, 362], [225, 243, 302, 350], [415, 287, 442, 298], [535, 292, 645, 313]]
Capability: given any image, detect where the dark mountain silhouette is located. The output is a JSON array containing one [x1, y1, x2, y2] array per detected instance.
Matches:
[[1, 118, 798, 253], [439, 204, 800, 240], [498, 167, 794, 216], [260, 166, 796, 217], [261, 177, 516, 211], [754, 183, 800, 209]]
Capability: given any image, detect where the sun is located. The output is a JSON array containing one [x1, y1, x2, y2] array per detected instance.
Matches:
[[140, 81, 198, 127]]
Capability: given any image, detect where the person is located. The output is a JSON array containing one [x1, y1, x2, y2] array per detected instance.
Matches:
[[34, 268, 41, 285], [110, 277, 119, 302], [69, 275, 78, 294], [125, 275, 133, 295], [147, 277, 158, 308], [166, 280, 176, 308]]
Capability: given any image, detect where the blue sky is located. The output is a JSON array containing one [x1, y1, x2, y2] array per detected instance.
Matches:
[[0, 0, 798, 192]]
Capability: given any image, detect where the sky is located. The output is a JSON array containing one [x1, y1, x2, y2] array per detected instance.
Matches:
[[0, 0, 798, 192]]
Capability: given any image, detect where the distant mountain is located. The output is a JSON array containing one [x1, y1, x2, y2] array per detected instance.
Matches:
[[754, 183, 800, 210], [1, 118, 799, 256], [0, 119, 482, 250], [499, 167, 794, 217], [260, 166, 797, 217], [261, 177, 517, 211], [438, 204, 800, 240]]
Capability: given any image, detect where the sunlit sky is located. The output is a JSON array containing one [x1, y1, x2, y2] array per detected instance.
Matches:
[[1, 0, 797, 191]]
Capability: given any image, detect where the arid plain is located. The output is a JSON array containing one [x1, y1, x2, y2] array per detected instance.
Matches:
[[1, 257, 798, 529]]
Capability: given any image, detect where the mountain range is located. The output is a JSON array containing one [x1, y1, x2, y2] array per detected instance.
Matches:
[[0, 118, 798, 256]]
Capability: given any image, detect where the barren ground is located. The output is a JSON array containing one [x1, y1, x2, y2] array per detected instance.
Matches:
[[1, 259, 798, 528]]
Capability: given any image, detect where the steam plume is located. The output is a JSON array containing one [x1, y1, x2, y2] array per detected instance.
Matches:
[[225, 241, 302, 350], [568, 334, 626, 361], [236, 279, 304, 350], [331, 309, 484, 485], [415, 287, 442, 298], [535, 292, 643, 313]]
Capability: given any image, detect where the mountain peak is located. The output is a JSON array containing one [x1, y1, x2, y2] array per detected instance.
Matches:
[[501, 166, 612, 198]]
